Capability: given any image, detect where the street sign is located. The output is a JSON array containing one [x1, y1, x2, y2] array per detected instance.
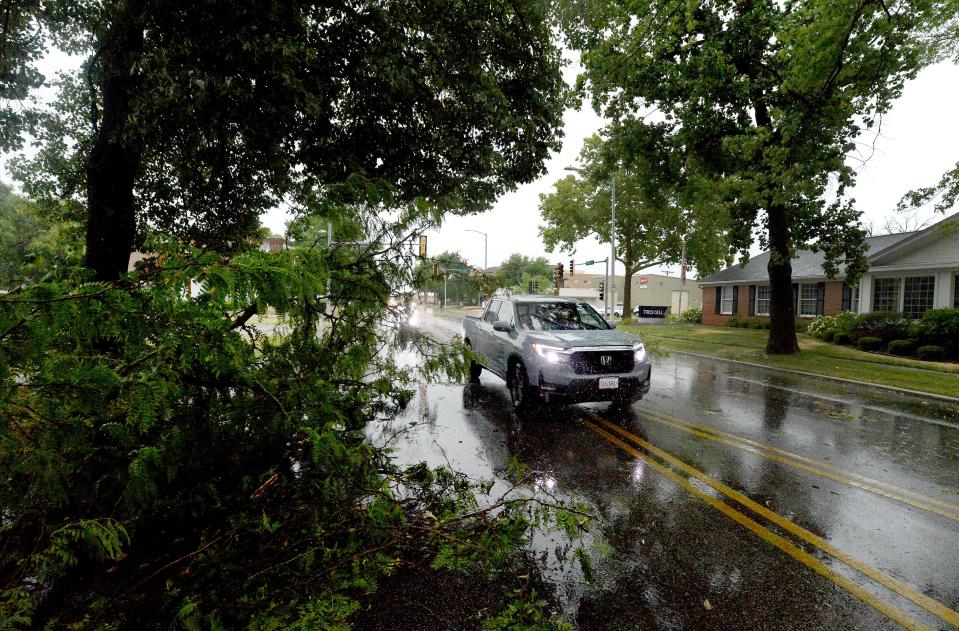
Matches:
[[585, 260, 595, 265]]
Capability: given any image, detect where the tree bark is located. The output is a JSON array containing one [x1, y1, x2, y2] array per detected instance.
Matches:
[[83, 5, 145, 281], [766, 203, 800, 354]]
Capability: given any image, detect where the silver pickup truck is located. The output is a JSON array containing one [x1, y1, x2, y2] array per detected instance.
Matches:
[[462, 295, 651, 413]]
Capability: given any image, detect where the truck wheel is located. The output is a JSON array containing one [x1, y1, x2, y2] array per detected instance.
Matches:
[[508, 361, 537, 414], [465, 341, 482, 383]]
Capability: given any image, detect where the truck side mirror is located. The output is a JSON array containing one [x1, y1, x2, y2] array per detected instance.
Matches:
[[493, 320, 512, 333]]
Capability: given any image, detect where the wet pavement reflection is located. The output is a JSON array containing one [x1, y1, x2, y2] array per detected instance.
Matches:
[[373, 312, 959, 630]]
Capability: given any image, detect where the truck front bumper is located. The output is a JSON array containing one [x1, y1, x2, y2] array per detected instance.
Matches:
[[535, 363, 651, 404]]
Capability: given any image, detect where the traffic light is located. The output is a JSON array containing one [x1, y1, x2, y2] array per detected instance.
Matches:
[[598, 281, 605, 301], [532, 279, 538, 292], [528, 280, 534, 293], [569, 259, 575, 276], [418, 235, 427, 257], [431, 262, 439, 276]]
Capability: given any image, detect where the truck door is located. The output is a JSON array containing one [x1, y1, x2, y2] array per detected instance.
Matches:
[[476, 299, 501, 364], [489, 300, 514, 374]]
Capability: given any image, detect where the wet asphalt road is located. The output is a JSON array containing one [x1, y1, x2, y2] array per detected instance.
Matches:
[[372, 310, 959, 630]]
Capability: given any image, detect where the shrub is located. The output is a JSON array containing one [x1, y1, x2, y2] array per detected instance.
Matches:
[[833, 332, 852, 345], [912, 309, 959, 356], [852, 311, 909, 343], [857, 336, 883, 351], [833, 310, 858, 336], [794, 320, 809, 333], [822, 329, 837, 343], [679, 308, 702, 324], [886, 339, 915, 356], [808, 315, 836, 339], [725, 316, 743, 328], [746, 318, 770, 329], [916, 345, 947, 361]]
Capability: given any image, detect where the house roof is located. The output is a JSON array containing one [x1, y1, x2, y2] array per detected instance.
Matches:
[[699, 232, 915, 285]]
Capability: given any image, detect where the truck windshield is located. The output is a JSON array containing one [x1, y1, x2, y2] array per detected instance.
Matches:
[[515, 302, 609, 331]]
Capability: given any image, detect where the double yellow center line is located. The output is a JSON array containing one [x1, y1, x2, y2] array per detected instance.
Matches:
[[637, 406, 959, 522], [583, 413, 959, 631]]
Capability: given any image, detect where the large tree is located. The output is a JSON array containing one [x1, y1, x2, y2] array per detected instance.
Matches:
[[496, 253, 555, 290], [561, 0, 956, 353], [4, 0, 566, 280], [539, 134, 729, 320]]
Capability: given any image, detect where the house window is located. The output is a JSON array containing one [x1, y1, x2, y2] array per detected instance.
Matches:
[[720, 286, 734, 314], [799, 283, 818, 317], [851, 286, 860, 313], [954, 274, 959, 308], [756, 285, 770, 316], [872, 278, 901, 312], [903, 276, 935, 319]]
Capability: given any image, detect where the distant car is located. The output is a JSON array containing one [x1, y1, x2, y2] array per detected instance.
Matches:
[[461, 295, 651, 414], [613, 303, 624, 317]]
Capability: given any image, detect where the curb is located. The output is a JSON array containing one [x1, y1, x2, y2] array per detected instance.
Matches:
[[668, 349, 959, 406]]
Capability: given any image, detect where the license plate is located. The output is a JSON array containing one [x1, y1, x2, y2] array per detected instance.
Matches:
[[598, 377, 619, 390]]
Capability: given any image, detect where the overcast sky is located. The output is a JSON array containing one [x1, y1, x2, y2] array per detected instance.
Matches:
[[407, 58, 959, 278], [4, 49, 958, 279]]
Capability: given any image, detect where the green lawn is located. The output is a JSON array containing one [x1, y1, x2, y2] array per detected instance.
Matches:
[[620, 323, 959, 399]]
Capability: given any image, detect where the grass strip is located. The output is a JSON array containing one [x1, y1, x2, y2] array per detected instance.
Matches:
[[621, 323, 959, 398]]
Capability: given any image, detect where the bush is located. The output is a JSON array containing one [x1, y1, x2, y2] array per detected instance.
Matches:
[[794, 320, 809, 333], [912, 309, 959, 356], [822, 329, 837, 343], [852, 311, 909, 343], [857, 336, 883, 351], [679, 308, 702, 324], [833, 310, 858, 336], [725, 316, 744, 328], [746, 318, 770, 329], [916, 345, 947, 361], [808, 315, 836, 339], [887, 339, 915, 356], [833, 332, 852, 345]]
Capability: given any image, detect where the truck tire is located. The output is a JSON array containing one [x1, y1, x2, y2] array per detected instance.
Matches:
[[508, 360, 538, 415]]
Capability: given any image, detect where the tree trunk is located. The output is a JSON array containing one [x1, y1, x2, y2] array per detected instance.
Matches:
[[766, 203, 800, 354], [83, 6, 145, 281], [621, 266, 633, 323]]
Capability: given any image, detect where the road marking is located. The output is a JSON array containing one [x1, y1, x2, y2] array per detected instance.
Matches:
[[589, 414, 959, 631], [582, 419, 935, 631], [636, 407, 959, 522]]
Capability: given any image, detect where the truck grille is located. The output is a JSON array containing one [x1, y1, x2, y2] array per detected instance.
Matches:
[[570, 350, 634, 375]]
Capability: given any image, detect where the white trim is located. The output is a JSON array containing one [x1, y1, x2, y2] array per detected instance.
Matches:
[[868, 262, 959, 272]]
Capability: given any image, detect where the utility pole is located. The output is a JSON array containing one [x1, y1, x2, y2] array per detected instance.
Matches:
[[565, 165, 616, 317]]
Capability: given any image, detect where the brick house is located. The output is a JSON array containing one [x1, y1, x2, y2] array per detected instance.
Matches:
[[699, 216, 959, 326]]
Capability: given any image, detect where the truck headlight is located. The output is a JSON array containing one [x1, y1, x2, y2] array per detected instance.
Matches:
[[531, 343, 568, 363], [633, 343, 647, 362]]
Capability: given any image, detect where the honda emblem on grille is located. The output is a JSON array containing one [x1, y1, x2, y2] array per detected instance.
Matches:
[[600, 355, 612, 366]]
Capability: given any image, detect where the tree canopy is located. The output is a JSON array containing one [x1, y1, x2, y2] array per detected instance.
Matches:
[[496, 253, 555, 290], [4, 0, 567, 279], [539, 134, 729, 319], [560, 0, 958, 352]]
